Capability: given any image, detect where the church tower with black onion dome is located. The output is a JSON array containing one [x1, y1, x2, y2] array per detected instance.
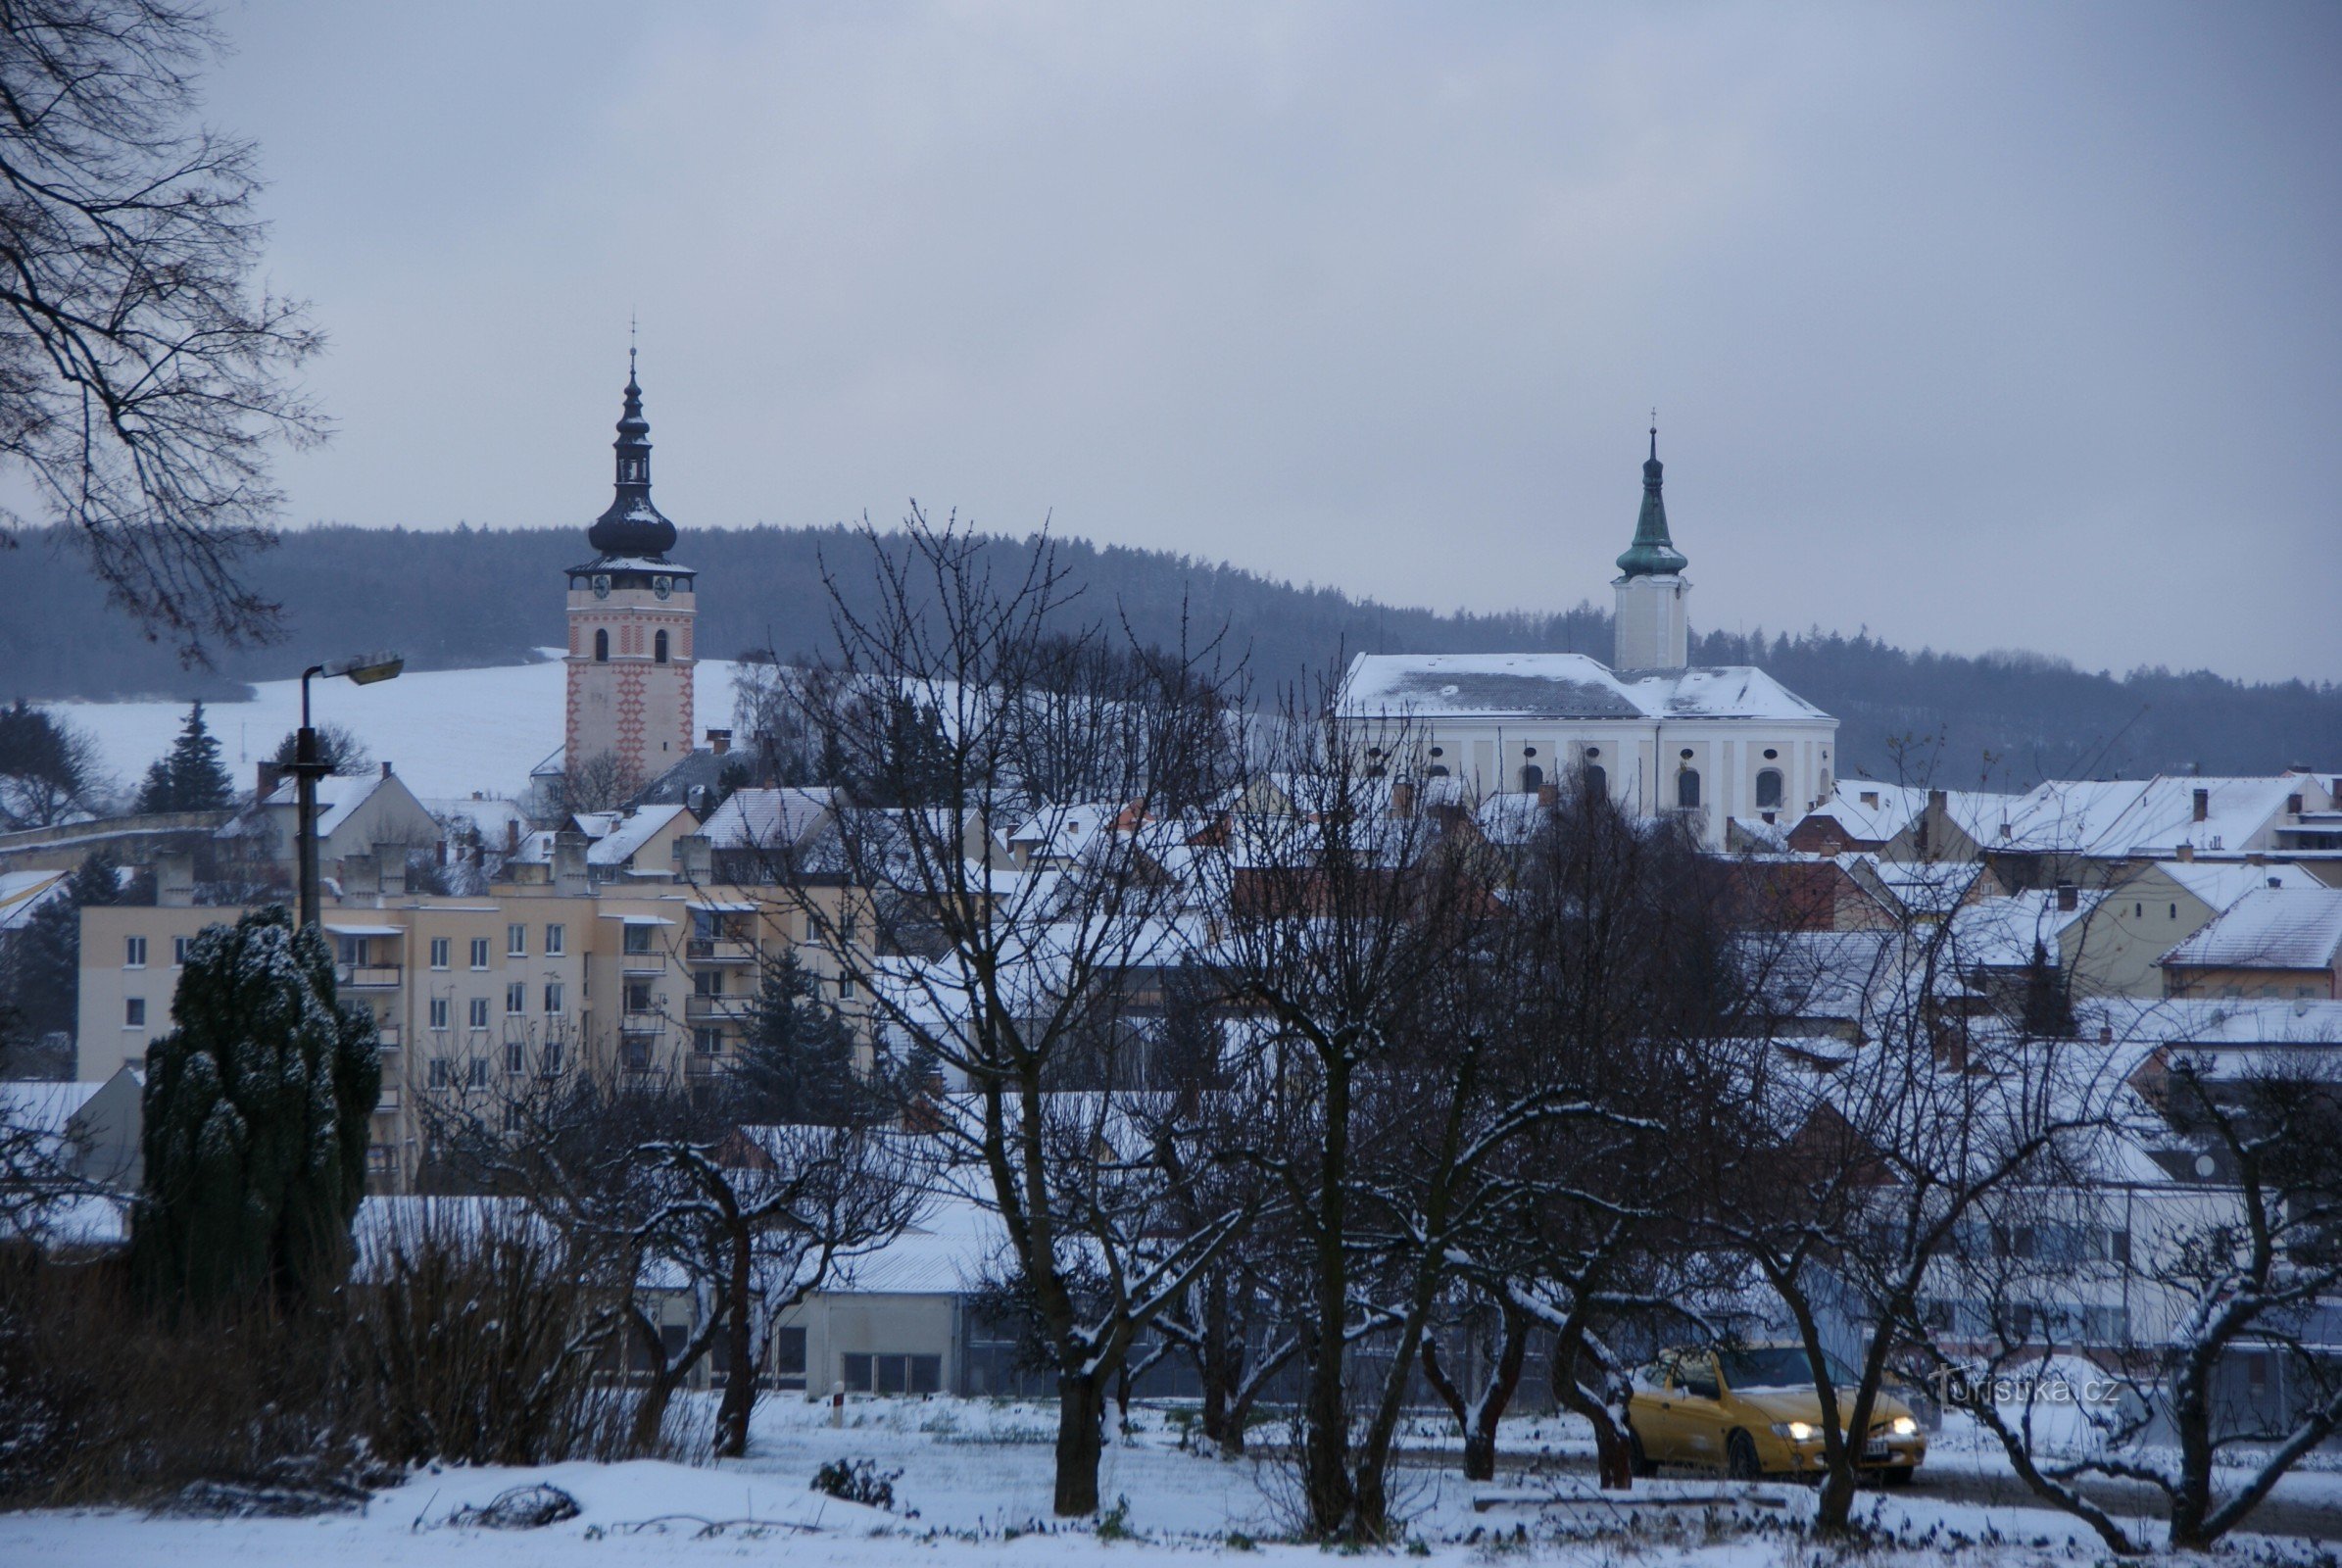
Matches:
[[563, 352, 696, 788]]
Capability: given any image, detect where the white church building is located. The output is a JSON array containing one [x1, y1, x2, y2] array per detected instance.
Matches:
[[1335, 428, 1838, 847]]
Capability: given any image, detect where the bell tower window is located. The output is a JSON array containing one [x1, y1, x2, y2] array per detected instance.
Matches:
[[1755, 768, 1783, 808], [1677, 768, 1702, 809], [594, 628, 610, 662], [654, 630, 668, 664]]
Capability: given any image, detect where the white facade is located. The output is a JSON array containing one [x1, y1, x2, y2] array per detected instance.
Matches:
[[1335, 653, 1837, 848], [1613, 570, 1689, 671]]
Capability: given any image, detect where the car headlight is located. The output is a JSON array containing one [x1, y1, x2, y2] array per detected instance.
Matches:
[[1891, 1416, 1918, 1438], [1770, 1421, 1816, 1442]]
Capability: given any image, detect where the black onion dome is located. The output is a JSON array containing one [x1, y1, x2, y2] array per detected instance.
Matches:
[[588, 353, 677, 558]]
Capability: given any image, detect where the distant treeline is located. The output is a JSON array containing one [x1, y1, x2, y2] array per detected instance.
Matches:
[[5, 523, 2335, 788]]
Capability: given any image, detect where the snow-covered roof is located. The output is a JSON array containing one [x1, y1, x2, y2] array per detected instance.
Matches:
[[2160, 887, 2342, 971], [2153, 858, 2321, 910], [0, 868, 70, 933], [0, 1079, 106, 1138], [585, 804, 689, 868], [1335, 653, 1831, 724], [1946, 890, 2106, 969], [233, 770, 401, 840], [1998, 775, 2307, 858], [699, 787, 840, 852]]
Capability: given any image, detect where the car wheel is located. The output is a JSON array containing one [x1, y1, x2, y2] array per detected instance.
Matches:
[[1726, 1430, 1762, 1481], [1628, 1427, 1655, 1479]]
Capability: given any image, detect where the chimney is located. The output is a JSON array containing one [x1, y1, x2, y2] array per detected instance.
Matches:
[[156, 852, 196, 907], [374, 842, 407, 898], [380, 760, 393, 778], [707, 728, 732, 756], [2176, 842, 2194, 862], [2268, 875, 2282, 889], [1391, 780, 1416, 819], [2192, 787, 2209, 822], [2056, 881, 2078, 912], [552, 831, 590, 896], [506, 819, 520, 857], [676, 832, 711, 882], [256, 760, 287, 799], [1927, 788, 1947, 811]]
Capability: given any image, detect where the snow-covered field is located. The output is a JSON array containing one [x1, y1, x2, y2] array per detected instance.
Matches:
[[6, 1396, 2338, 1567], [42, 655, 755, 803]]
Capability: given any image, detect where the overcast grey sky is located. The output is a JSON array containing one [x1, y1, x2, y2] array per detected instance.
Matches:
[[201, 1, 2339, 683]]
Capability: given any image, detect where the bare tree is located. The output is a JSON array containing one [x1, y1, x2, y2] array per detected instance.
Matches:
[[748, 510, 1254, 1514], [1691, 870, 2124, 1536], [1924, 1047, 2342, 1552], [1, 0, 326, 650]]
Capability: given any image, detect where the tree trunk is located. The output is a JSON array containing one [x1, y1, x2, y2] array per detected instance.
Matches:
[[1196, 1272, 1244, 1453], [1421, 1315, 1525, 1484], [1053, 1371, 1108, 1516], [1551, 1327, 1633, 1491], [713, 1229, 758, 1458], [628, 1314, 686, 1453], [1303, 1063, 1355, 1539]]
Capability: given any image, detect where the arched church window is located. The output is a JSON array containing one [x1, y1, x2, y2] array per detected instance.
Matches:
[[1584, 763, 1607, 800], [1755, 768, 1783, 809], [654, 629, 669, 664], [1677, 768, 1701, 810], [1427, 764, 1450, 778], [1519, 763, 1543, 794], [594, 628, 609, 662]]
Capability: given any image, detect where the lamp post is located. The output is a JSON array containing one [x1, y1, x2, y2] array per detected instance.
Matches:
[[294, 652, 404, 931]]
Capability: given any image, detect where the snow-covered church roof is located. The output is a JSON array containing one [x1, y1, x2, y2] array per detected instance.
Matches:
[[1335, 653, 1830, 724]]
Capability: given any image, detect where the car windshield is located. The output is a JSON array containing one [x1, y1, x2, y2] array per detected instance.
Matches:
[[1718, 1347, 1857, 1392]]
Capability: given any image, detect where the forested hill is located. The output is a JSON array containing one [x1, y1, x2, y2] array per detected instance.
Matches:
[[5, 523, 2335, 788]]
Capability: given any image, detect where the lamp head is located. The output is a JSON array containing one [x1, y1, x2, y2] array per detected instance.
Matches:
[[327, 652, 405, 685]]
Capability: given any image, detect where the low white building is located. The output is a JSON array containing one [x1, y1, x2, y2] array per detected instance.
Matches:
[[1334, 429, 1839, 846]]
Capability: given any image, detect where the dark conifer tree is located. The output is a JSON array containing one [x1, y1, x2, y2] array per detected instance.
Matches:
[[132, 906, 380, 1313], [134, 701, 234, 813], [729, 949, 862, 1125], [0, 850, 120, 1078]]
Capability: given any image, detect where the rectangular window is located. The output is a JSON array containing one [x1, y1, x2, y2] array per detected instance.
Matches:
[[838, 972, 854, 999], [469, 938, 490, 970], [468, 1057, 488, 1089], [543, 1038, 563, 1074], [625, 980, 654, 1012], [622, 924, 654, 956], [506, 981, 525, 1015], [429, 938, 450, 969], [507, 922, 526, 956], [429, 997, 449, 1030], [172, 936, 191, 965], [545, 923, 564, 956], [124, 936, 147, 967], [468, 997, 490, 1029], [544, 982, 564, 1015], [428, 1057, 451, 1089], [695, 969, 722, 997], [694, 1027, 721, 1055], [124, 997, 146, 1028], [505, 1041, 524, 1075], [840, 1352, 940, 1396], [773, 1326, 807, 1378]]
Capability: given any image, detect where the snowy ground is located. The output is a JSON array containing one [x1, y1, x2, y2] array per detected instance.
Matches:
[[6, 1396, 2339, 1566], [42, 655, 755, 803]]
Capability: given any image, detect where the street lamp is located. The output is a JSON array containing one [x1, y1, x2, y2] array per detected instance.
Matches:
[[294, 652, 404, 931]]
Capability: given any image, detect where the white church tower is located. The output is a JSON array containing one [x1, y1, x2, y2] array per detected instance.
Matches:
[[1611, 422, 1689, 671], [563, 354, 696, 787]]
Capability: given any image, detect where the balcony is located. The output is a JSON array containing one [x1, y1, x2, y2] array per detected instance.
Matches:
[[686, 937, 756, 964], [374, 1086, 403, 1114], [620, 1009, 663, 1037], [376, 1023, 401, 1050], [337, 963, 403, 990], [684, 994, 752, 1024]]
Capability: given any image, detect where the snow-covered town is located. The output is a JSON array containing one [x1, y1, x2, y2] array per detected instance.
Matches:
[[3, 6, 2340, 1566]]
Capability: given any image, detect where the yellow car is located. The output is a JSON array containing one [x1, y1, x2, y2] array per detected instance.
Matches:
[[1626, 1344, 1927, 1483]]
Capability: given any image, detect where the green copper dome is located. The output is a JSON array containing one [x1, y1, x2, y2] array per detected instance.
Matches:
[[1615, 426, 1688, 578]]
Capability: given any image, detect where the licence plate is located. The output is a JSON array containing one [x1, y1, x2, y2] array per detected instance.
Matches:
[[1862, 1443, 1889, 1461]]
